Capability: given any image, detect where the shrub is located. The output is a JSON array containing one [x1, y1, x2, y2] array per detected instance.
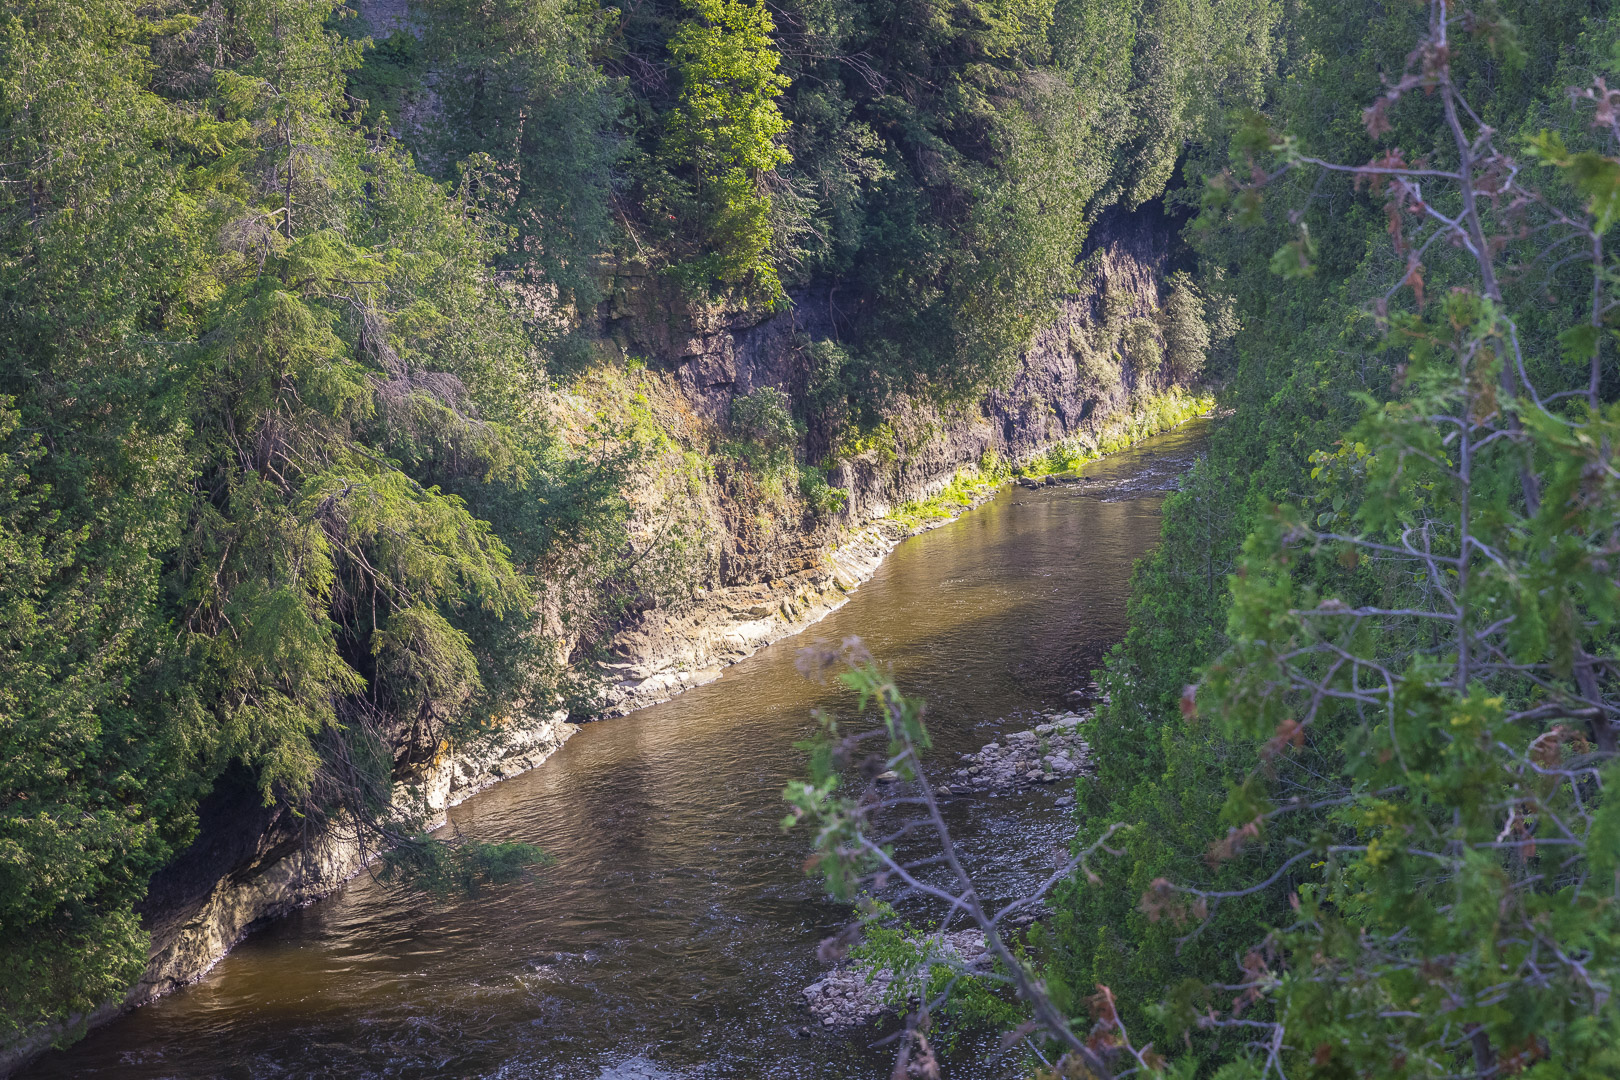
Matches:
[[797, 466, 848, 515], [730, 386, 799, 449], [1121, 317, 1163, 376], [1159, 271, 1210, 385]]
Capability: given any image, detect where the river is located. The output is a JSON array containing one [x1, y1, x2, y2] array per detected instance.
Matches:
[[24, 420, 1209, 1080]]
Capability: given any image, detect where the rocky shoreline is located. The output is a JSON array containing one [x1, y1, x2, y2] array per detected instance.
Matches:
[[0, 711, 580, 1079], [597, 465, 1021, 717], [939, 706, 1095, 799], [802, 929, 994, 1027], [2, 482, 1006, 1078], [800, 693, 1104, 1029]]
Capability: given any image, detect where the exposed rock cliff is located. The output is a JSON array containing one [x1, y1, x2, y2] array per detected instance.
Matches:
[[587, 201, 1194, 714]]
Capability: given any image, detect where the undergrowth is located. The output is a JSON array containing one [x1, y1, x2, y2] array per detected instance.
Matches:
[[886, 388, 1214, 530]]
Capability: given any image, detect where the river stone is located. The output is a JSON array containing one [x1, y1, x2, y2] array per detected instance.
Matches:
[[598, 1057, 681, 1080], [949, 715, 1093, 795]]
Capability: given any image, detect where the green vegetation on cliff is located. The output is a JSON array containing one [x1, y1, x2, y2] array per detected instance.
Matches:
[[370, 0, 1275, 413], [0, 0, 629, 1044]]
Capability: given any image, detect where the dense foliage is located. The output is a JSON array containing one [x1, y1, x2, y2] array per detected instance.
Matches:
[[15, 0, 1616, 1071], [372, 0, 1279, 411], [1039, 1, 1620, 1076], [0, 0, 626, 1046]]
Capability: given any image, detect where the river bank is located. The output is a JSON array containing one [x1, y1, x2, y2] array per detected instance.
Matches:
[[597, 385, 1210, 719], [22, 418, 1210, 1080], [800, 705, 1103, 1031], [2, 402, 1205, 1080]]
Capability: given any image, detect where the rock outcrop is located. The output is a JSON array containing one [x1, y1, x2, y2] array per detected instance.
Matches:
[[598, 478, 1015, 714], [0, 712, 577, 1078], [136, 715, 577, 1001], [585, 203, 1185, 714]]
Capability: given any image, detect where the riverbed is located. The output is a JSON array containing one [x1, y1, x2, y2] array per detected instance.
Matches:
[[24, 420, 1209, 1080]]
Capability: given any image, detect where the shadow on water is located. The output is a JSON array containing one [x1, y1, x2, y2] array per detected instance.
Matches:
[[25, 420, 1210, 1080]]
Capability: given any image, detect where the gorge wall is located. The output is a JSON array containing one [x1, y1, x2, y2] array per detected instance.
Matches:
[[584, 201, 1198, 715], [3, 201, 1198, 1076]]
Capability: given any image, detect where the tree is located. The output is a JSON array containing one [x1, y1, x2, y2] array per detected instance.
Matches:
[[0, 0, 580, 1046], [660, 0, 792, 303], [1177, 7, 1620, 1072], [410, 0, 623, 318], [1053, 0, 1617, 1062], [1160, 272, 1209, 385], [0, 0, 210, 1038]]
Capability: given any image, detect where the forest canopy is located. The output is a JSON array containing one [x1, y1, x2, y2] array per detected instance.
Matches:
[[9, 0, 1618, 1075]]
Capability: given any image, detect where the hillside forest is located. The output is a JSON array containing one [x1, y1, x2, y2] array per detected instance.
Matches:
[[3, 0, 1620, 1075]]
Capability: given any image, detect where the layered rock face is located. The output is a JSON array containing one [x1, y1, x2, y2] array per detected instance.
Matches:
[[593, 203, 1186, 713], [132, 716, 578, 1002], [90, 200, 1188, 1044]]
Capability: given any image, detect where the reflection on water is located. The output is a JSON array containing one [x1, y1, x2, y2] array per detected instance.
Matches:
[[25, 421, 1208, 1080]]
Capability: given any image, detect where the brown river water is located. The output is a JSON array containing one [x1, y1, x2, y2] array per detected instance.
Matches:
[[25, 419, 1209, 1080]]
